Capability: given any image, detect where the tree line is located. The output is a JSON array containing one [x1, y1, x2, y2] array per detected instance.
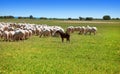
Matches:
[[0, 15, 119, 20]]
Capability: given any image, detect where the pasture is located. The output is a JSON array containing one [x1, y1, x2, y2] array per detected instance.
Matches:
[[0, 19, 120, 74]]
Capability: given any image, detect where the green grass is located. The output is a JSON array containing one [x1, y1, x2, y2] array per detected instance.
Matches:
[[0, 19, 120, 74]]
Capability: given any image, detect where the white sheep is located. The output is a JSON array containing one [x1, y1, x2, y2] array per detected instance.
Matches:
[[85, 25, 97, 35]]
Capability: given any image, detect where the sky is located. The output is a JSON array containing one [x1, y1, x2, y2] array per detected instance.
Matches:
[[0, 0, 120, 18]]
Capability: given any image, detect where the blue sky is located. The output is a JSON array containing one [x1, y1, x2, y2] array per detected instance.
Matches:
[[0, 0, 120, 18]]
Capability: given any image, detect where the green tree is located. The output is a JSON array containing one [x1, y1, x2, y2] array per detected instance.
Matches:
[[68, 17, 72, 20], [85, 17, 93, 20], [79, 17, 84, 20], [30, 15, 33, 19], [103, 15, 111, 20], [40, 17, 47, 20], [116, 18, 119, 20]]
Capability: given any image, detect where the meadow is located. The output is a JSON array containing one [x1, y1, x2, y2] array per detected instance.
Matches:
[[0, 19, 120, 74]]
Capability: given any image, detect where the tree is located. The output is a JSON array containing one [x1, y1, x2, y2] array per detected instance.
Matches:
[[0, 16, 4, 19], [79, 17, 84, 20], [18, 16, 28, 19], [40, 17, 47, 20], [116, 18, 119, 20], [68, 17, 72, 20], [103, 15, 111, 20], [85, 17, 93, 20], [18, 16, 23, 19], [29, 15, 33, 19], [0, 16, 14, 19]]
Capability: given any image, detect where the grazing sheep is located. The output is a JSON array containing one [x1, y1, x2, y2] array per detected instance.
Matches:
[[74, 26, 81, 32], [52, 26, 64, 37], [35, 27, 41, 36], [13, 30, 25, 41], [3, 31, 10, 41], [0, 31, 3, 39], [66, 26, 74, 33], [24, 30, 29, 39], [79, 26, 86, 35], [28, 30, 33, 37], [9, 31, 15, 41], [85, 25, 97, 35], [91, 27, 97, 35], [39, 28, 51, 37], [8, 27, 14, 31]]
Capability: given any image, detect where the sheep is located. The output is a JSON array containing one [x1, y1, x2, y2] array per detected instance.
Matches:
[[35, 27, 42, 36], [78, 26, 86, 35], [90, 27, 97, 35], [3, 31, 10, 41], [0, 31, 3, 39], [23, 30, 28, 39], [52, 26, 64, 37], [28, 30, 33, 37], [74, 26, 80, 32], [13, 29, 25, 41], [66, 26, 74, 33], [39, 28, 51, 37], [9, 31, 15, 41], [84, 25, 97, 35], [8, 27, 14, 31]]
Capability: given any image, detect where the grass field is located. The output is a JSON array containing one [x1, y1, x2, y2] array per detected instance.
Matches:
[[0, 19, 120, 74]]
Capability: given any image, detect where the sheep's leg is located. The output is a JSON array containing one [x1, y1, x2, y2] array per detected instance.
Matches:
[[6, 36, 8, 41], [94, 31, 96, 35], [79, 31, 81, 34], [39, 33, 42, 38], [67, 37, 70, 42], [62, 38, 64, 42], [84, 31, 87, 35], [89, 31, 91, 35]]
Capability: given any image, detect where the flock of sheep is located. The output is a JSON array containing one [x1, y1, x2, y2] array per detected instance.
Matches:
[[0, 22, 97, 42]]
